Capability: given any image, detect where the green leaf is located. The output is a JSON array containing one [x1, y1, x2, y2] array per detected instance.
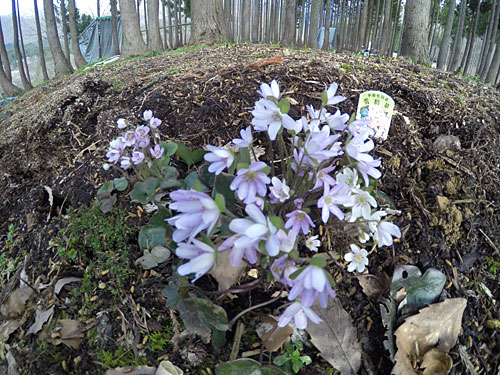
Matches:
[[211, 329, 226, 350], [273, 355, 289, 366], [138, 224, 167, 250], [184, 171, 208, 191], [175, 142, 196, 167], [236, 162, 249, 171], [149, 205, 171, 226], [160, 141, 178, 157], [321, 91, 328, 106], [162, 284, 180, 308], [130, 177, 161, 204], [216, 359, 288, 375], [97, 181, 114, 195], [200, 165, 216, 189], [278, 98, 290, 114], [155, 155, 171, 169], [237, 147, 251, 165], [376, 190, 396, 209], [269, 216, 284, 229], [214, 174, 236, 210], [96, 194, 117, 213], [176, 296, 212, 343], [215, 193, 226, 213], [161, 166, 180, 189], [192, 150, 207, 164], [112, 177, 128, 192]]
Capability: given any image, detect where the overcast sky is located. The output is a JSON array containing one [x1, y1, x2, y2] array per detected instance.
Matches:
[[1, 0, 109, 17]]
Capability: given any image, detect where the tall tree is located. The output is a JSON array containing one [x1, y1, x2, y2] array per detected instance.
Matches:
[[337, 0, 346, 51], [323, 0, 333, 50], [60, 0, 73, 69], [34, 0, 49, 81], [462, 0, 481, 75], [437, 0, 456, 69], [486, 34, 500, 83], [190, 0, 228, 44], [479, 0, 499, 78], [359, 0, 370, 50], [0, 18, 12, 81], [252, 0, 261, 42], [44, 0, 73, 77], [380, 0, 393, 55], [282, 0, 296, 46], [119, 0, 151, 57], [400, 0, 432, 64], [68, 0, 88, 67], [0, 59, 22, 96], [448, 0, 466, 71], [111, 0, 121, 54], [147, 0, 164, 50], [16, 0, 31, 82], [161, 0, 167, 48], [173, 0, 180, 47], [308, 0, 321, 48], [390, 0, 402, 54], [242, 0, 251, 41], [224, 0, 232, 41], [11, 0, 32, 89]]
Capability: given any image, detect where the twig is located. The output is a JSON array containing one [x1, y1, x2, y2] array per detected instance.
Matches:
[[229, 321, 245, 361], [227, 290, 284, 330], [479, 228, 500, 257]]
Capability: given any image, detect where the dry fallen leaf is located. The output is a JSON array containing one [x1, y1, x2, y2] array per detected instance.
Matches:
[[54, 277, 81, 295], [26, 306, 55, 335], [358, 273, 391, 300], [0, 320, 21, 344], [255, 315, 293, 352], [421, 348, 452, 375], [156, 361, 184, 375], [105, 366, 156, 375], [306, 298, 362, 375], [42, 319, 85, 349], [209, 249, 247, 291], [0, 286, 34, 319]]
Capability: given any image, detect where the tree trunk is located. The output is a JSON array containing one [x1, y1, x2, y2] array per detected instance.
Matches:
[[390, 0, 402, 54], [44, 0, 73, 77], [111, 0, 121, 54], [307, 0, 321, 48], [190, 0, 228, 44], [173, 0, 180, 47], [363, 0, 373, 47], [167, 0, 174, 47], [400, 0, 431, 64], [282, 0, 296, 47], [359, 0, 370, 50], [16, 0, 31, 82], [296, 0, 304, 45], [11, 0, 32, 89], [322, 0, 332, 50], [119, 0, 150, 57], [34, 0, 49, 80], [486, 36, 500, 83], [68, 0, 88, 67], [380, 0, 392, 56], [60, 0, 73, 69], [338, 0, 346, 51], [144, 0, 149, 41], [352, 0, 361, 51], [0, 61, 22, 96], [479, 0, 500, 79], [147, 0, 164, 50], [428, 0, 439, 44], [436, 0, 455, 69], [448, 0, 466, 71], [0, 18, 12, 81], [224, 0, 232, 41], [370, 0, 381, 51], [241, 0, 251, 41], [463, 0, 480, 75], [252, 0, 260, 42], [303, 0, 310, 46]]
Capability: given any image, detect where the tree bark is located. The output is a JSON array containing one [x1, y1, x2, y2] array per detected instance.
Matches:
[[44, 0, 73, 77], [486, 35, 500, 83], [190, 0, 228, 44], [296, 0, 304, 45], [252, 0, 261, 42], [118, 0, 150, 57], [400, 0, 431, 64], [352, 0, 362, 51], [34, 0, 49, 80], [308, 0, 321, 48], [144, 0, 149, 41], [111, 0, 121, 54], [363, 0, 373, 47], [359, 0, 370, 50], [147, 0, 164, 50], [224, 0, 233, 42], [380, 0, 392, 56], [436, 0, 456, 70], [463, 0, 480, 75], [0, 18, 12, 81], [479, 0, 499, 79], [68, 0, 88, 67], [322, 0, 333, 50], [241, 0, 251, 41], [282, 0, 296, 47], [60, 0, 73, 68], [11, 0, 32, 89], [448, 0, 466, 71], [390, 0, 402, 54], [0, 60, 22, 96], [173, 0, 180, 47], [16, 0, 31, 82], [338, 0, 346, 51]]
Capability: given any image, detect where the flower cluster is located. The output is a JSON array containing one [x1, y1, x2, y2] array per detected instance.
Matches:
[[167, 81, 401, 330], [104, 110, 165, 178]]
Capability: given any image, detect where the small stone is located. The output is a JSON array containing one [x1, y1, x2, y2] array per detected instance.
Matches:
[[435, 195, 450, 213], [433, 135, 461, 152]]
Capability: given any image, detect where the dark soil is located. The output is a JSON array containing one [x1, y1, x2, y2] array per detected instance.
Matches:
[[0, 44, 499, 375]]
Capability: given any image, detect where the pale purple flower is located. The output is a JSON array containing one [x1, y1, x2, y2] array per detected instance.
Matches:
[[336, 167, 360, 189], [167, 190, 221, 243], [257, 80, 281, 100], [150, 144, 165, 159], [110, 137, 126, 152], [117, 118, 127, 129], [294, 198, 304, 209], [346, 128, 374, 161], [124, 131, 136, 147], [106, 149, 121, 164], [271, 255, 297, 287], [102, 163, 111, 171], [204, 145, 234, 175], [278, 301, 322, 330], [135, 135, 150, 149], [348, 119, 374, 136], [288, 265, 336, 308], [350, 188, 378, 220], [120, 156, 132, 170], [269, 177, 290, 203], [300, 127, 343, 167], [251, 98, 295, 140], [285, 210, 315, 235], [317, 182, 354, 223], [324, 82, 346, 106], [344, 244, 369, 273], [219, 234, 258, 267], [135, 125, 150, 138], [143, 110, 153, 121], [131, 150, 145, 165], [149, 117, 162, 128], [305, 235, 321, 252], [229, 204, 279, 256], [292, 116, 306, 134], [311, 165, 336, 190], [230, 161, 270, 204], [232, 126, 253, 148], [276, 229, 297, 253], [357, 157, 382, 187], [325, 109, 349, 131], [176, 239, 216, 282]]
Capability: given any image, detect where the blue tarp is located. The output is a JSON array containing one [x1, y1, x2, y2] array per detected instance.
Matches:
[[0, 97, 16, 107], [78, 16, 122, 63]]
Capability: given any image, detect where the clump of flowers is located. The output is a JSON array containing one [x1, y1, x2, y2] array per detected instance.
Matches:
[[104, 110, 165, 180], [166, 81, 401, 329]]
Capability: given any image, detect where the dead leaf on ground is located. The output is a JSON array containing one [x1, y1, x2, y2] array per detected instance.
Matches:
[[105, 366, 156, 375], [26, 305, 55, 335], [209, 249, 247, 291], [0, 320, 21, 344], [306, 298, 361, 375], [358, 272, 391, 300], [136, 245, 171, 269], [41, 319, 85, 349], [156, 361, 184, 375], [421, 349, 452, 375], [0, 286, 34, 319], [255, 315, 293, 352], [54, 277, 81, 295]]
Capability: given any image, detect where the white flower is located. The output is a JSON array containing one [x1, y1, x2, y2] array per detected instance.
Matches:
[[232, 126, 253, 148], [269, 177, 290, 203], [344, 244, 369, 273], [276, 229, 297, 253], [324, 82, 346, 106], [350, 188, 377, 220], [305, 235, 320, 252], [374, 221, 401, 247], [143, 110, 153, 121], [336, 167, 360, 189], [278, 302, 322, 330], [251, 98, 296, 141], [176, 239, 216, 282], [102, 163, 111, 171], [116, 118, 127, 129], [204, 145, 234, 175], [258, 80, 281, 100]]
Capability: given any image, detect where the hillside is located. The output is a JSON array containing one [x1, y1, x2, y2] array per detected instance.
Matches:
[[0, 44, 499, 374]]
